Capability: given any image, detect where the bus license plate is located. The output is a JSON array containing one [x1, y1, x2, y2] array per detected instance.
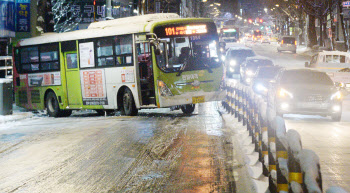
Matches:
[[192, 96, 205, 104]]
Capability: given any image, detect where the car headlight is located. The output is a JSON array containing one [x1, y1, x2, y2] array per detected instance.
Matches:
[[278, 88, 293, 98], [256, 83, 267, 92], [246, 70, 254, 76], [158, 80, 173, 97], [221, 55, 226, 61], [331, 91, 342, 100], [230, 60, 237, 66]]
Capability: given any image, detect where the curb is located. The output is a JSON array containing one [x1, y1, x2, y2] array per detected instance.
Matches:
[[0, 112, 34, 124]]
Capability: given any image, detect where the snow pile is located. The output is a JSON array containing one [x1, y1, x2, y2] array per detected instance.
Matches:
[[286, 130, 302, 154], [299, 149, 322, 193]]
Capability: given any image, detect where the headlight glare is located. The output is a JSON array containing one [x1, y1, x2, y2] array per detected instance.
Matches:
[[246, 70, 254, 76], [256, 84, 267, 92], [331, 91, 342, 100], [279, 88, 293, 98], [230, 60, 237, 66]]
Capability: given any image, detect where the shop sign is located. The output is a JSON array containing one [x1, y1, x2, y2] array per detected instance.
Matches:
[[0, 0, 15, 37], [16, 0, 30, 32]]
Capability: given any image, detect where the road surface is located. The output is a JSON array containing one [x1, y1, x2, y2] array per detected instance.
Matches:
[[0, 102, 237, 192]]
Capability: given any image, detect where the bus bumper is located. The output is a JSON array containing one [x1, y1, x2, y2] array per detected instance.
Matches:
[[158, 90, 226, 108]]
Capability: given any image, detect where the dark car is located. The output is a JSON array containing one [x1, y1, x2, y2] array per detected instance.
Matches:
[[224, 47, 255, 78], [267, 69, 343, 121], [240, 56, 274, 85], [252, 66, 284, 97]]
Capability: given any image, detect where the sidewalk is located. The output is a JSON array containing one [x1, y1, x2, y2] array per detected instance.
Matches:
[[0, 104, 34, 124], [297, 45, 319, 57]]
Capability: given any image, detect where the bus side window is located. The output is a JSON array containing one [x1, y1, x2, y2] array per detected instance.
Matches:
[[340, 55, 346, 63], [96, 38, 114, 67], [67, 53, 78, 69], [115, 35, 133, 66]]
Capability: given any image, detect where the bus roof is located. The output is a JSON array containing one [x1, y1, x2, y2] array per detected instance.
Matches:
[[19, 13, 213, 46]]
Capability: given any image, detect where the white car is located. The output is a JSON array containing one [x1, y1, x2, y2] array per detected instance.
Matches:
[[277, 36, 296, 53], [261, 36, 271, 44], [305, 51, 350, 92]]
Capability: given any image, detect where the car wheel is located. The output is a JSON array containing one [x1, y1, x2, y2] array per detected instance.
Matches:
[[181, 104, 195, 115], [331, 113, 341, 122], [45, 91, 61, 117], [122, 88, 138, 116]]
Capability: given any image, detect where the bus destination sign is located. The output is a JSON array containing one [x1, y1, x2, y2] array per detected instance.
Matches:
[[164, 25, 207, 36]]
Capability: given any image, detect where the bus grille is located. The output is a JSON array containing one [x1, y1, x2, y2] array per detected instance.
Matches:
[[31, 90, 40, 103], [19, 91, 28, 104]]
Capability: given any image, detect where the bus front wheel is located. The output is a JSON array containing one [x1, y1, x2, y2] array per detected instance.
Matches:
[[181, 104, 195, 115], [122, 88, 138, 116], [46, 91, 61, 117]]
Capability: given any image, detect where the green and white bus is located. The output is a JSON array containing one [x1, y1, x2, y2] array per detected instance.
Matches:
[[13, 13, 225, 117]]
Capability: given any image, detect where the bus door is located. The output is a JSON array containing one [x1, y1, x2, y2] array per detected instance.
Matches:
[[64, 51, 83, 106], [136, 41, 156, 106]]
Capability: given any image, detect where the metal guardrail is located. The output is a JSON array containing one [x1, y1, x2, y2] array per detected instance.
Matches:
[[222, 81, 346, 193]]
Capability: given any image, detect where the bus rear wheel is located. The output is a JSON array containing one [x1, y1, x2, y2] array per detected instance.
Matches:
[[122, 88, 138, 116], [181, 104, 195, 115], [46, 91, 61, 117]]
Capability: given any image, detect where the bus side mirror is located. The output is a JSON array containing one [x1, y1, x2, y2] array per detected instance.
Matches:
[[155, 48, 162, 55], [151, 41, 162, 55], [305, 62, 309, 67]]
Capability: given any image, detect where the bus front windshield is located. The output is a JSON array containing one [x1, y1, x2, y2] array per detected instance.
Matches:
[[157, 36, 220, 73]]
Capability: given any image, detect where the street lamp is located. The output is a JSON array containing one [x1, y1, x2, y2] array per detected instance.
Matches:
[[276, 4, 279, 7]]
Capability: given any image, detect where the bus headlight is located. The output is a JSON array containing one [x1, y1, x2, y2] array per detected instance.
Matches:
[[221, 55, 226, 61], [158, 80, 173, 97], [331, 91, 342, 100]]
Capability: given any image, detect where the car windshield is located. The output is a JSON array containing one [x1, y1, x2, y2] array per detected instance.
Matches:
[[256, 67, 281, 79], [246, 59, 273, 71], [281, 71, 334, 85], [229, 49, 255, 58]]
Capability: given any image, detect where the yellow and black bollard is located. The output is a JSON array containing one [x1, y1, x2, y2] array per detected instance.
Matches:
[[274, 117, 288, 193], [288, 147, 303, 192], [234, 86, 238, 118], [267, 109, 277, 193], [238, 86, 243, 122]]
